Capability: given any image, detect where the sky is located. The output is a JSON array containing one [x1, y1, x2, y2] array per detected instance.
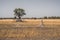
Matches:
[[0, 0, 60, 18]]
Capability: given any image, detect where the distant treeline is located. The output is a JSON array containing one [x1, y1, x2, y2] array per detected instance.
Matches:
[[0, 16, 60, 19], [43, 16, 60, 19]]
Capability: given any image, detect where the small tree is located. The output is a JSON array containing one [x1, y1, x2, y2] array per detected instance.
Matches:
[[44, 16, 47, 19], [14, 8, 26, 21]]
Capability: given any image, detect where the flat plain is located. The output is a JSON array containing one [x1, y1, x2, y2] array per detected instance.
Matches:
[[0, 19, 60, 40]]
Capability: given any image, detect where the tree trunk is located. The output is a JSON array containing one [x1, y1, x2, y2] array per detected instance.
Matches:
[[19, 16, 22, 22], [16, 16, 22, 22]]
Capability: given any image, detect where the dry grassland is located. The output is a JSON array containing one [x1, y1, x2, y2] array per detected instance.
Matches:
[[0, 19, 60, 40], [0, 19, 60, 27]]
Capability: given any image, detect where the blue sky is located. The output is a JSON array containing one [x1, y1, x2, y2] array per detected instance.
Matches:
[[0, 0, 60, 18]]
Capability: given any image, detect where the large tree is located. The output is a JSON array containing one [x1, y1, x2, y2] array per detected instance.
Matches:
[[14, 8, 26, 21]]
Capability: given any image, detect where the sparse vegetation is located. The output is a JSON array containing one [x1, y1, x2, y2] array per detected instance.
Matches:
[[0, 19, 60, 40]]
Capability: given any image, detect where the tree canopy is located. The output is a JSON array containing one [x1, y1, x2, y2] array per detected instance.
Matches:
[[14, 8, 26, 21]]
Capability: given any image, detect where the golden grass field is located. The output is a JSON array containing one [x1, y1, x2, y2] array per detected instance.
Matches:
[[0, 19, 60, 40], [0, 19, 60, 27]]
